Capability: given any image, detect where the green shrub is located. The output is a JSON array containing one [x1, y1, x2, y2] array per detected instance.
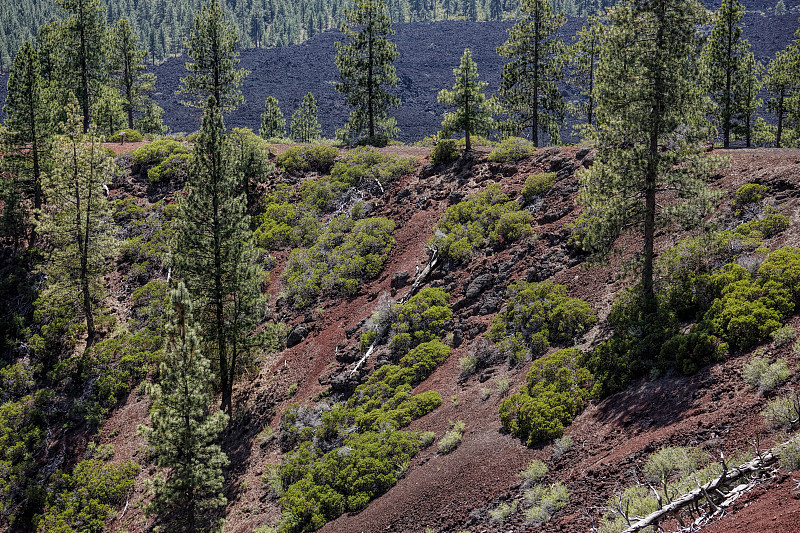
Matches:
[[35, 459, 139, 533], [131, 138, 189, 167], [330, 147, 416, 188], [523, 482, 568, 525], [430, 139, 459, 165], [522, 172, 556, 202], [488, 280, 597, 360], [147, 152, 191, 184], [282, 216, 395, 308], [488, 137, 537, 162], [429, 184, 533, 260], [758, 246, 800, 301], [659, 326, 725, 375], [552, 435, 573, 460], [735, 212, 790, 238], [520, 459, 548, 488], [777, 435, 800, 470], [771, 324, 796, 346], [438, 420, 466, 454], [107, 128, 143, 143], [276, 144, 339, 173], [499, 348, 596, 446], [734, 183, 769, 207], [742, 356, 790, 392], [390, 288, 452, 354], [762, 391, 800, 429], [489, 501, 517, 523], [255, 196, 321, 250]]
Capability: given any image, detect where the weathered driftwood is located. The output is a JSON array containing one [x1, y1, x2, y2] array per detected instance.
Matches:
[[620, 452, 777, 533], [349, 250, 440, 376]]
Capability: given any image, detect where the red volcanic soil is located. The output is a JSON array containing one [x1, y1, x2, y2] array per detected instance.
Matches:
[[99, 146, 800, 533]]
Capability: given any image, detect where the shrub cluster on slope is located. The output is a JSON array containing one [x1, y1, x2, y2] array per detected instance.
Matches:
[[274, 291, 453, 532], [429, 183, 534, 261]]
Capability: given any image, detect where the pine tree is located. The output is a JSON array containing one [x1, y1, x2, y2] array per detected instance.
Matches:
[[37, 98, 116, 346], [700, 0, 755, 148], [173, 98, 264, 415], [108, 18, 156, 130], [732, 51, 763, 147], [141, 282, 229, 532], [437, 48, 497, 151], [775, 0, 786, 16], [178, 0, 250, 114], [290, 92, 322, 143], [259, 96, 286, 139], [568, 14, 604, 131], [334, 0, 400, 143], [56, 0, 108, 132], [93, 85, 127, 137], [575, 0, 720, 307], [764, 42, 800, 147], [497, 0, 566, 146], [3, 41, 50, 239]]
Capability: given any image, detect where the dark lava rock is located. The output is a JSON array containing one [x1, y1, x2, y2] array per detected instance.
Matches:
[[286, 324, 310, 348], [464, 273, 492, 299], [391, 271, 411, 289]]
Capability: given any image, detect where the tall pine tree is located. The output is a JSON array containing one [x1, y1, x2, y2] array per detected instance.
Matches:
[[700, 0, 756, 148], [173, 98, 264, 415], [141, 282, 229, 532], [259, 96, 286, 139], [575, 0, 720, 307], [178, 0, 250, 114], [290, 92, 322, 143], [497, 0, 566, 146], [335, 0, 400, 143], [568, 14, 604, 131], [108, 18, 156, 130], [438, 48, 497, 151], [37, 98, 116, 347], [3, 41, 50, 241]]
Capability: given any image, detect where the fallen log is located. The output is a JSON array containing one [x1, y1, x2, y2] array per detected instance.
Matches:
[[620, 452, 777, 533]]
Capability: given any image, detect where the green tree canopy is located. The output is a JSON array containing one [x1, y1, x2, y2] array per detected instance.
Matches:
[[178, 0, 250, 114], [141, 282, 229, 532], [290, 92, 322, 143], [334, 0, 400, 143], [108, 18, 156, 130], [575, 0, 721, 306], [438, 48, 497, 151], [497, 0, 566, 146], [259, 96, 286, 139]]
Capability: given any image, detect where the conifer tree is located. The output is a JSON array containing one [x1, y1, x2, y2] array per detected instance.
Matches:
[[497, 0, 566, 146], [334, 0, 400, 143], [173, 98, 263, 415], [259, 96, 286, 139], [3, 41, 50, 234], [108, 18, 156, 130], [575, 0, 720, 307], [290, 92, 322, 143], [764, 29, 800, 147], [700, 0, 756, 148], [732, 51, 763, 147], [37, 98, 116, 346], [141, 282, 229, 532], [568, 15, 604, 130], [437, 48, 497, 151], [178, 0, 250, 114], [56, 0, 108, 132]]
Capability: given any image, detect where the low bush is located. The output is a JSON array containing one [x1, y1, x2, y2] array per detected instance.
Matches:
[[734, 183, 769, 207], [429, 183, 533, 261], [762, 391, 800, 429], [771, 324, 797, 346], [430, 139, 459, 165], [552, 435, 573, 460], [488, 280, 597, 361], [735, 212, 789, 238], [757, 246, 800, 301], [659, 325, 725, 376], [255, 194, 321, 250], [489, 501, 517, 523], [276, 144, 339, 174], [487, 137, 537, 162], [523, 482, 568, 525], [131, 138, 189, 168], [438, 420, 466, 454], [522, 172, 557, 202], [147, 152, 191, 184], [742, 356, 790, 392], [499, 348, 596, 446], [107, 128, 143, 143], [777, 435, 800, 470], [520, 459, 548, 488], [282, 216, 395, 308], [389, 288, 452, 354], [330, 147, 416, 188]]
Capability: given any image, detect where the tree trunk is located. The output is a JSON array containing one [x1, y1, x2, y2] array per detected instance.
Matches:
[[776, 87, 785, 148]]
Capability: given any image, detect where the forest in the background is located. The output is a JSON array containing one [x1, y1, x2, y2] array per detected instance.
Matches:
[[0, 0, 613, 70]]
